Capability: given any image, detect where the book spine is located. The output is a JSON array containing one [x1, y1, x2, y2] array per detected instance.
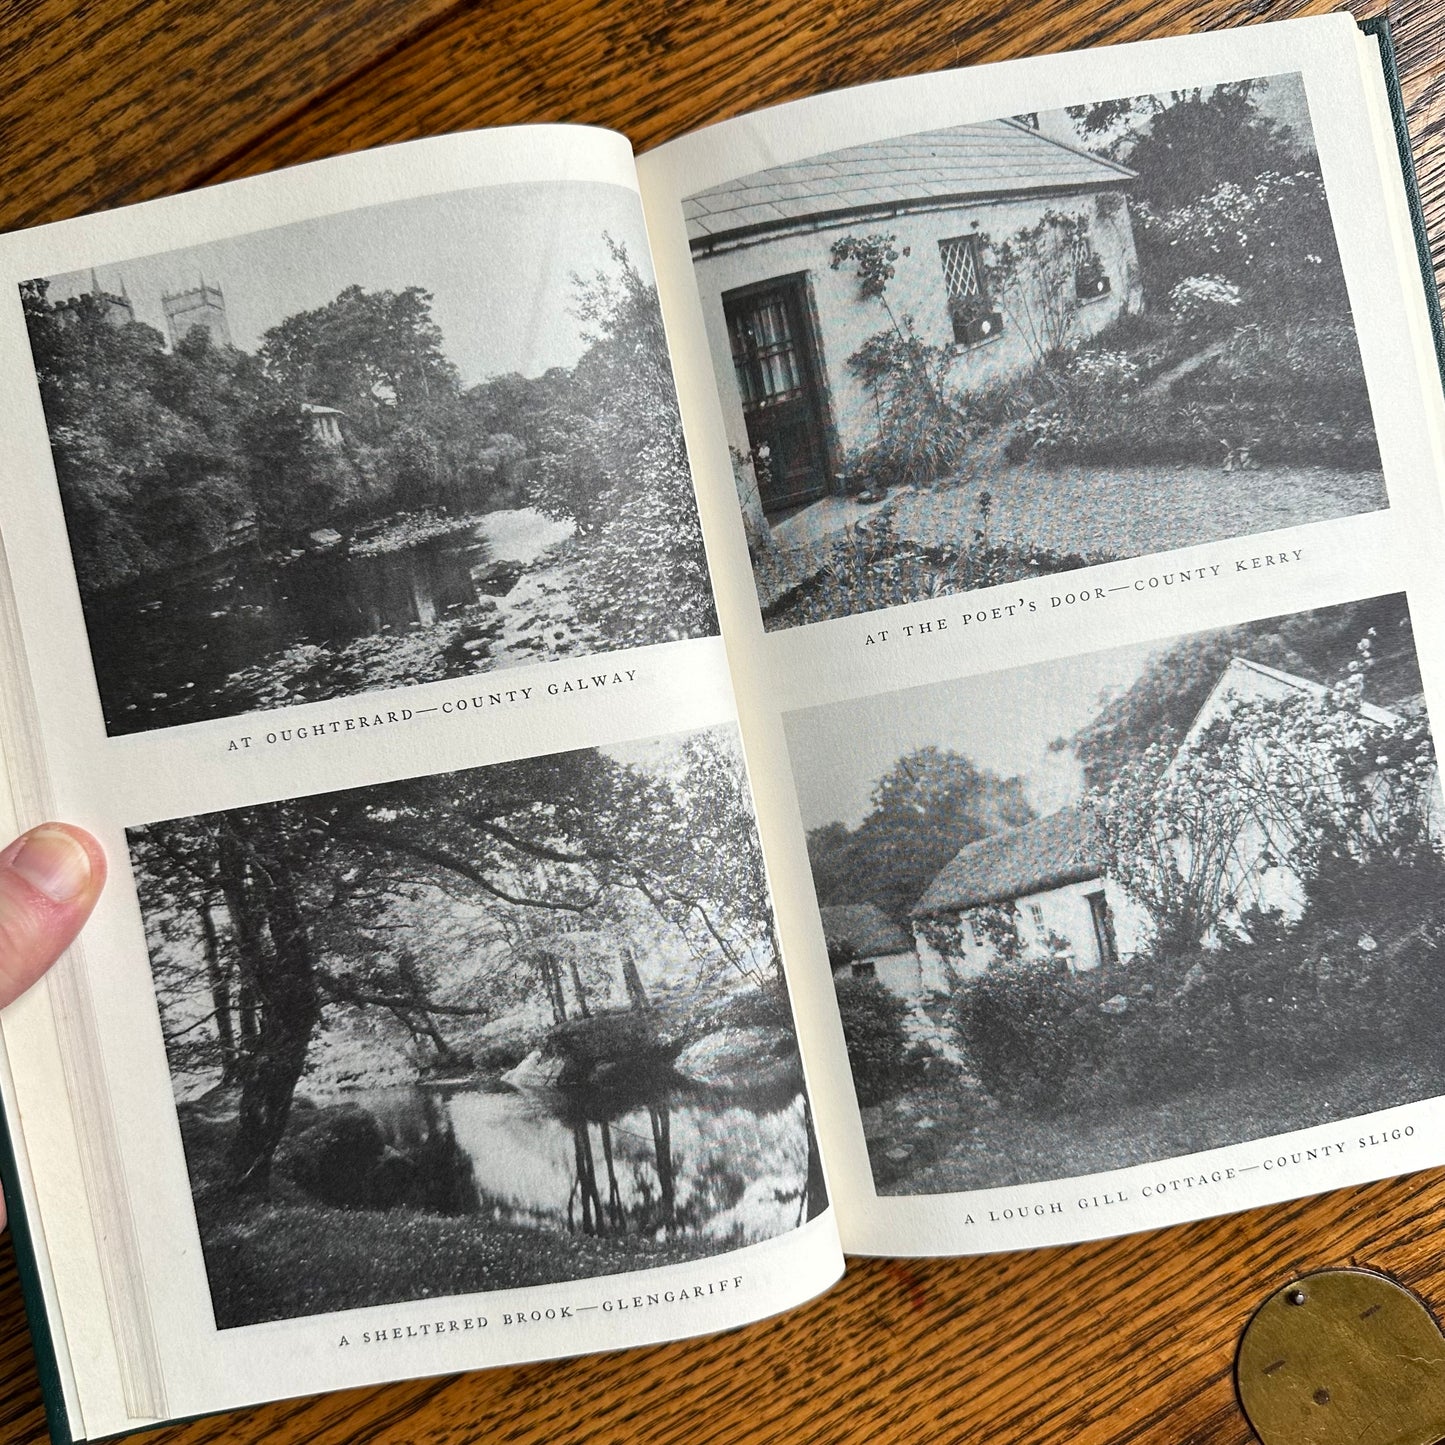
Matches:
[[1361, 14, 1445, 388], [0, 1099, 75, 1445]]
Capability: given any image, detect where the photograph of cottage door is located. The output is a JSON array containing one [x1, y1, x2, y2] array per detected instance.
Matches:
[[723, 276, 832, 517]]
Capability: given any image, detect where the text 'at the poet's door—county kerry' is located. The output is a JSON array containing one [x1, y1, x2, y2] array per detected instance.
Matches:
[[862, 549, 1305, 647], [225, 669, 640, 751]]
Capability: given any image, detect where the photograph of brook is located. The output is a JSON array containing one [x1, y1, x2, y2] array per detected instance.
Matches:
[[24, 180, 716, 736], [131, 724, 822, 1327], [685, 74, 1386, 629], [785, 595, 1445, 1194]]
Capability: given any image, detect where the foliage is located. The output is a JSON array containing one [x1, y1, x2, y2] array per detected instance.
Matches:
[[137, 727, 787, 1194], [986, 209, 1095, 365], [1104, 83, 1298, 215], [1167, 275, 1242, 331], [830, 233, 978, 491], [1067, 595, 1421, 789], [1134, 170, 1344, 318], [842, 328, 977, 491], [1008, 311, 1377, 470], [534, 238, 718, 645], [1087, 631, 1438, 957], [807, 747, 1034, 926], [833, 974, 913, 1106], [768, 494, 1113, 629], [952, 960, 1102, 1111]]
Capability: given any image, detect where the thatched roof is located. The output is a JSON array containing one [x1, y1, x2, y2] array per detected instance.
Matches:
[[914, 807, 1104, 917], [819, 903, 913, 959]]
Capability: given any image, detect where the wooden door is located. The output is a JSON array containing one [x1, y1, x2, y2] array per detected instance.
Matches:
[[723, 277, 830, 516]]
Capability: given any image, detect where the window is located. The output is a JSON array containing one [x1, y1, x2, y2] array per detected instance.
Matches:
[[1074, 239, 1111, 301], [938, 235, 1001, 345], [851, 961, 877, 979], [1026, 903, 1045, 927]]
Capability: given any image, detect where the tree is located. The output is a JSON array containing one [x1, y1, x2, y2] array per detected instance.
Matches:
[[808, 748, 1034, 924], [1066, 596, 1421, 791], [137, 732, 789, 1194], [21, 281, 260, 592], [259, 285, 459, 430], [1106, 83, 1298, 213], [529, 239, 717, 646]]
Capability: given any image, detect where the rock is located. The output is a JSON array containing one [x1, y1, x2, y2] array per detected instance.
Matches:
[[885, 1146, 912, 1161], [276, 1104, 387, 1208], [674, 1026, 797, 1091], [501, 1049, 570, 1091]]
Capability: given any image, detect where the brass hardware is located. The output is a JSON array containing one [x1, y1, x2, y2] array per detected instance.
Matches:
[[1237, 1268, 1445, 1445]]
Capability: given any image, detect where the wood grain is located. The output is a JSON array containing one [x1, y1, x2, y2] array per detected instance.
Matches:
[[0, 0, 470, 231], [5, 0, 1445, 1441]]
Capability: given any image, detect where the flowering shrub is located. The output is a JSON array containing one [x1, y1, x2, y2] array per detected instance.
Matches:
[[1012, 407, 1077, 454], [1135, 169, 1342, 318], [1066, 349, 1141, 395], [1168, 275, 1242, 332], [1087, 633, 1440, 957]]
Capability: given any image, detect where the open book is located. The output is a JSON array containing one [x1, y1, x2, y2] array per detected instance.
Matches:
[[1, 12, 1442, 1440]]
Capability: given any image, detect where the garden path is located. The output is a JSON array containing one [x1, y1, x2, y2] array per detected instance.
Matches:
[[889, 459, 1388, 562]]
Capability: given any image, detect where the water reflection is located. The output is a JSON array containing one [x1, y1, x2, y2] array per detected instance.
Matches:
[[87, 508, 573, 733], [347, 1078, 817, 1246]]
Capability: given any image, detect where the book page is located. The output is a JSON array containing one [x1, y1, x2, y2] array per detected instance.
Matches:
[[0, 125, 841, 1440], [638, 13, 1445, 1256]]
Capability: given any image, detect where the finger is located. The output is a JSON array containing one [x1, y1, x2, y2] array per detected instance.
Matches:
[[0, 825, 107, 1011]]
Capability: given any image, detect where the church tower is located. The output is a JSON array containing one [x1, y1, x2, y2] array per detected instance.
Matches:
[[88, 268, 134, 327], [162, 275, 233, 348]]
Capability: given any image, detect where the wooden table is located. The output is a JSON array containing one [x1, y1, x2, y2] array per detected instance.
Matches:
[[4, 0, 1445, 1440]]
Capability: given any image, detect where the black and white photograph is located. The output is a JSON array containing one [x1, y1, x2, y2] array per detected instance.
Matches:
[[785, 595, 1444, 1194], [24, 181, 716, 736], [685, 75, 1386, 629], [132, 724, 822, 1328]]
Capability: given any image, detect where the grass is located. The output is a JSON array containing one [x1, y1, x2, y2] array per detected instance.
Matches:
[[889, 459, 1387, 565], [199, 1195, 729, 1328], [180, 1106, 738, 1328], [868, 1047, 1445, 1197]]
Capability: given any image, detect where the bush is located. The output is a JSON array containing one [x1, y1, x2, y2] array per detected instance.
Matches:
[[952, 962, 1102, 1111], [834, 974, 913, 1106], [1168, 275, 1242, 333]]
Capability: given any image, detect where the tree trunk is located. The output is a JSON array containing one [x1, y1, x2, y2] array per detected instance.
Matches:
[[620, 945, 650, 1013], [226, 819, 321, 1196], [567, 954, 592, 1019], [199, 900, 238, 1086]]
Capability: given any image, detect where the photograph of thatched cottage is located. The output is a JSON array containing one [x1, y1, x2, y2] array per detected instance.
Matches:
[[684, 77, 1386, 628], [788, 595, 1445, 1193], [910, 654, 1429, 980]]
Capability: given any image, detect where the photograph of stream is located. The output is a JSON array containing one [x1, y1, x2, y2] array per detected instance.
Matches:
[[131, 723, 825, 1328], [21, 178, 717, 736]]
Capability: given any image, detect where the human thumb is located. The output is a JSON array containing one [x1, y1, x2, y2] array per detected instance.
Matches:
[[0, 825, 106, 1011]]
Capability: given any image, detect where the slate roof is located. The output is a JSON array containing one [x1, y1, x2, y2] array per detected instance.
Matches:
[[913, 807, 1105, 918], [819, 903, 913, 959], [685, 118, 1136, 248]]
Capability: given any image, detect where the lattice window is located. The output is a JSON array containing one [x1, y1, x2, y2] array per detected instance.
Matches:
[[939, 235, 985, 303], [939, 235, 1000, 345]]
